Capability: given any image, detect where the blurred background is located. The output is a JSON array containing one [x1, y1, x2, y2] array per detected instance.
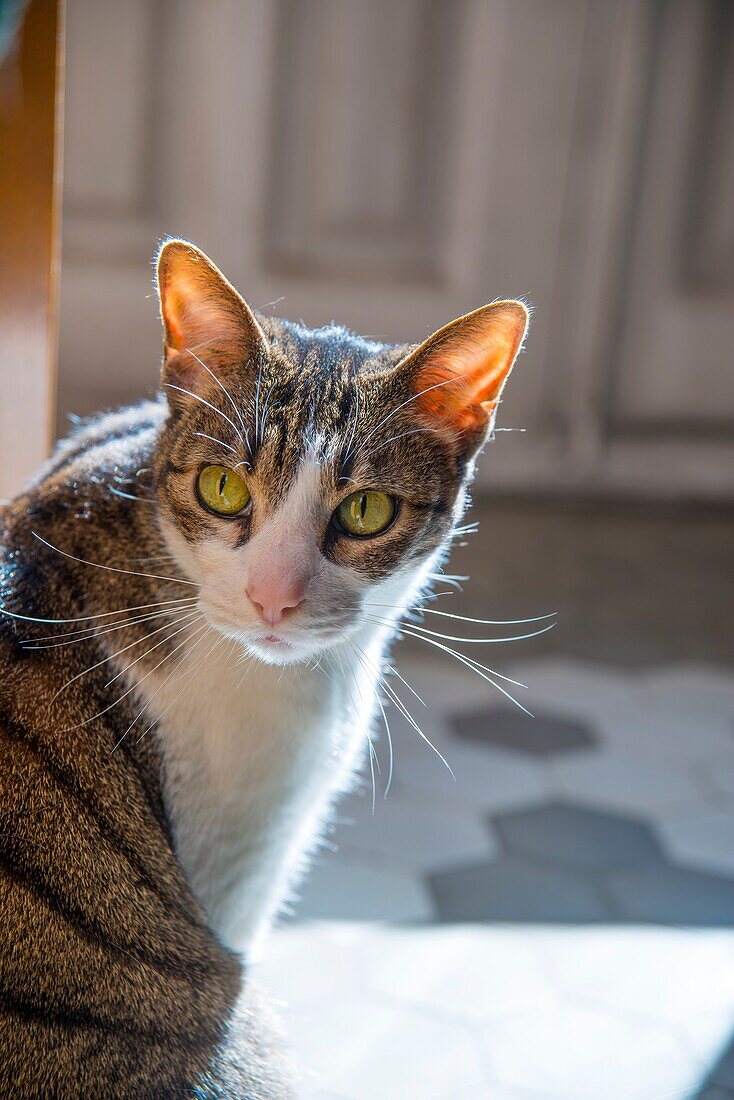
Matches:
[[3, 1, 734, 1098]]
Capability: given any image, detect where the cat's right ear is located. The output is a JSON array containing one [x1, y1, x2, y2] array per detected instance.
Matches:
[[155, 239, 268, 392]]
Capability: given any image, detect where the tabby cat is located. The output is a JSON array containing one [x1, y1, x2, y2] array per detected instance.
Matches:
[[0, 240, 529, 1097]]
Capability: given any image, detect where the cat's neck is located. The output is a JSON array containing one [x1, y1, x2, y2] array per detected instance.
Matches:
[[137, 610, 393, 955]]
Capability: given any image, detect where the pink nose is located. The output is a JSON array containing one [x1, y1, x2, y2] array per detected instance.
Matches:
[[246, 580, 305, 627]]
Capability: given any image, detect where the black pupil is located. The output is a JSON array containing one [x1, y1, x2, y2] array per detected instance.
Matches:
[[219, 473, 227, 496], [359, 493, 367, 519]]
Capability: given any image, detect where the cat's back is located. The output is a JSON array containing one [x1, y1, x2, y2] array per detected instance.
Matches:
[[0, 399, 293, 1096], [28, 397, 167, 496], [1, 398, 166, 642]]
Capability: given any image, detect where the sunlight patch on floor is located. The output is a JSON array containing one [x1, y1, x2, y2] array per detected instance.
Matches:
[[260, 921, 734, 1100]]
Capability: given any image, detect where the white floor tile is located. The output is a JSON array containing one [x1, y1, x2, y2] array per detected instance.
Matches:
[[538, 926, 734, 1023], [481, 1002, 699, 1100], [280, 997, 489, 1100]]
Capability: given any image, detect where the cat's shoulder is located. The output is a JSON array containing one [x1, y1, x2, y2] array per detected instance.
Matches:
[[32, 398, 166, 491]]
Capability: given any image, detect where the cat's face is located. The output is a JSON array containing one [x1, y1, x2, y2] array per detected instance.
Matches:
[[153, 241, 528, 665]]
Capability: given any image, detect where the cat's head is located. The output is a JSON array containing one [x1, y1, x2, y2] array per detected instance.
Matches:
[[153, 240, 528, 665]]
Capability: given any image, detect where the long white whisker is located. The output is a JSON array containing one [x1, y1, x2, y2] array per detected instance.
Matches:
[[49, 608, 200, 705], [380, 620, 534, 717], [194, 432, 238, 455], [351, 374, 465, 457], [426, 572, 469, 588], [102, 611, 202, 689], [110, 620, 213, 753], [185, 349, 249, 448], [61, 615, 204, 733], [164, 382, 245, 447], [353, 635, 455, 781], [394, 620, 557, 645], [0, 595, 196, 628], [342, 380, 361, 469], [342, 644, 380, 811], [132, 624, 222, 747], [351, 641, 395, 799], [417, 608, 557, 626], [259, 380, 278, 443], [22, 600, 199, 647], [107, 484, 157, 505], [253, 357, 264, 448], [361, 613, 529, 691], [385, 662, 426, 707], [358, 426, 440, 464], [31, 533, 199, 588]]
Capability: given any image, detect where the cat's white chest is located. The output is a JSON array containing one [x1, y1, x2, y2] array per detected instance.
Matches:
[[144, 641, 369, 954]]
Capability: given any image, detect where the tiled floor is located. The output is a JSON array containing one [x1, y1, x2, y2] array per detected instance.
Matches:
[[256, 655, 734, 1099], [256, 501, 734, 1099]]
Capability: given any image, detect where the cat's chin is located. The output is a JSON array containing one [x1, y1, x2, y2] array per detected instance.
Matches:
[[243, 634, 311, 666]]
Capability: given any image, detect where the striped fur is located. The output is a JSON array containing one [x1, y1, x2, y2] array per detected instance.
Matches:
[[0, 241, 527, 1096]]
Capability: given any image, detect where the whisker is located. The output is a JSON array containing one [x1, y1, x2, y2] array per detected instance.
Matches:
[[21, 600, 199, 647], [353, 634, 455, 781], [164, 382, 245, 449], [107, 485, 157, 505], [49, 608, 200, 704], [426, 571, 468, 590], [349, 374, 465, 460], [361, 613, 529, 691], [259, 379, 278, 443], [371, 617, 534, 717], [102, 611, 202, 689], [185, 349, 250, 449], [394, 620, 557, 645], [194, 432, 238, 455], [341, 380, 360, 473], [341, 647, 380, 811], [129, 623, 220, 750], [31, 533, 199, 588], [417, 608, 557, 626], [111, 620, 213, 753], [384, 662, 426, 707], [351, 641, 395, 799], [0, 595, 197, 627], [61, 615, 205, 733], [358, 426, 440, 464], [253, 357, 264, 449]]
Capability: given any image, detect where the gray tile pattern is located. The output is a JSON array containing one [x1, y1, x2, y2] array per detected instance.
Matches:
[[429, 857, 611, 923], [606, 865, 734, 927], [494, 801, 664, 871], [267, 656, 734, 1099], [453, 706, 597, 756]]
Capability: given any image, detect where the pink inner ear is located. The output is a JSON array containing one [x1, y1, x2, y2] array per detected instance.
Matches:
[[164, 276, 236, 357], [415, 315, 524, 432]]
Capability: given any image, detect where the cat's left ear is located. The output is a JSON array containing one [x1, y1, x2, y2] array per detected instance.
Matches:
[[156, 238, 267, 387], [398, 300, 529, 444]]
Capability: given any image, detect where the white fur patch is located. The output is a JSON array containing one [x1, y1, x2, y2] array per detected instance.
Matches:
[[140, 460, 442, 957]]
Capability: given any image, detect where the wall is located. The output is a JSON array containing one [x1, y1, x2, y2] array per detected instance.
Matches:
[[59, 0, 734, 501]]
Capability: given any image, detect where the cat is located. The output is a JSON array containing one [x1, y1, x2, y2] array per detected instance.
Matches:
[[0, 239, 528, 1097]]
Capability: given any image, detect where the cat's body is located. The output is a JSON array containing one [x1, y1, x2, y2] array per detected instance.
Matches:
[[0, 242, 528, 1097]]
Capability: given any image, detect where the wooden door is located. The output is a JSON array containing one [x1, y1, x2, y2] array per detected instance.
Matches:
[[59, 0, 734, 501]]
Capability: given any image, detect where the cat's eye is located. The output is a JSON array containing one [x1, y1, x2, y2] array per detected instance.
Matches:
[[197, 465, 251, 516], [333, 490, 397, 538]]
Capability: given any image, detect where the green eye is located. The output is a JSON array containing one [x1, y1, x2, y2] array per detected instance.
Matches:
[[197, 465, 250, 516], [334, 490, 397, 538]]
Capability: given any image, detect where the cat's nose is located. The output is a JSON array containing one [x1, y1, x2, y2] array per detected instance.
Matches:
[[246, 580, 305, 627]]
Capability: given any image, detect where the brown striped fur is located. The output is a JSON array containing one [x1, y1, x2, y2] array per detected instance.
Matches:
[[0, 241, 527, 1096]]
